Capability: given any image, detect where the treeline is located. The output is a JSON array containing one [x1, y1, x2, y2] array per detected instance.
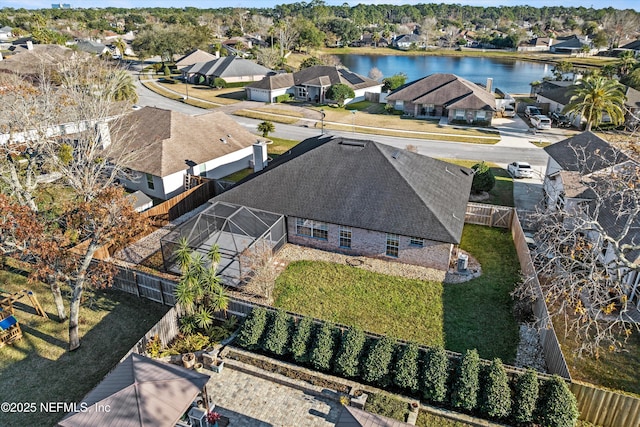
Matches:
[[236, 307, 579, 427]]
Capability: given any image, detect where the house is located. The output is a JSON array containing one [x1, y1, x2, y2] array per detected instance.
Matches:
[[111, 107, 268, 200], [0, 26, 13, 41], [536, 82, 640, 129], [618, 39, 640, 57], [386, 73, 497, 125], [542, 132, 630, 211], [175, 49, 219, 70], [518, 37, 554, 52], [74, 39, 109, 56], [0, 44, 84, 77], [214, 136, 473, 270], [245, 65, 382, 104], [542, 132, 640, 307], [393, 34, 424, 50], [550, 35, 591, 55], [181, 56, 273, 84]]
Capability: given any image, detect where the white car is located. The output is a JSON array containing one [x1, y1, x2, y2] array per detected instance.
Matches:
[[508, 161, 533, 178], [530, 114, 552, 130], [524, 106, 542, 118], [502, 105, 516, 118]]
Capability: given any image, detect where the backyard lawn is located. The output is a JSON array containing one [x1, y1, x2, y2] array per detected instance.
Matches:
[[273, 224, 520, 362], [0, 268, 168, 426], [440, 159, 514, 207]]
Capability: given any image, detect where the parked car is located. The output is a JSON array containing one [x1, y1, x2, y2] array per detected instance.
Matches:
[[502, 105, 516, 118], [530, 114, 552, 130], [507, 161, 533, 178], [551, 111, 571, 127], [524, 106, 542, 118]]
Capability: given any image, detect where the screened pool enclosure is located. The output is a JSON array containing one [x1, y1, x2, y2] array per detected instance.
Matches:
[[160, 201, 286, 287]]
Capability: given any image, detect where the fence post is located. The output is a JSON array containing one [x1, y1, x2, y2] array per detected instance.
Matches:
[[133, 270, 140, 298], [158, 278, 165, 305]]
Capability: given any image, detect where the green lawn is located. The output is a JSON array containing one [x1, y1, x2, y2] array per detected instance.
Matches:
[[273, 224, 520, 362], [439, 159, 514, 207], [267, 137, 301, 156], [0, 269, 168, 426]]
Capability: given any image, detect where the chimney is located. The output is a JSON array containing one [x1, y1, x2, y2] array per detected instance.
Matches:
[[26, 40, 33, 50], [252, 142, 267, 172], [486, 77, 493, 93]]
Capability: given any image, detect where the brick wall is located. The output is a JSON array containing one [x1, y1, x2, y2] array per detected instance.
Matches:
[[287, 217, 452, 270]]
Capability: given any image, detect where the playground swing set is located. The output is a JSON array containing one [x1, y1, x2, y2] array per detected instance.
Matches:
[[0, 289, 48, 348]]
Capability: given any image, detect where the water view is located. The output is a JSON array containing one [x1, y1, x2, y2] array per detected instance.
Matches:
[[336, 54, 554, 95]]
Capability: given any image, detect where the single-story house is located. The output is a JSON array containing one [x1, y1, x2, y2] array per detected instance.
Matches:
[[75, 39, 109, 56], [550, 35, 592, 55], [111, 107, 268, 200], [542, 131, 640, 308], [518, 37, 554, 52], [386, 73, 497, 125], [0, 26, 12, 41], [0, 44, 85, 77], [214, 136, 473, 270], [536, 82, 640, 129], [175, 49, 219, 70], [393, 34, 424, 50], [617, 39, 640, 57], [181, 56, 273, 84], [244, 65, 383, 104]]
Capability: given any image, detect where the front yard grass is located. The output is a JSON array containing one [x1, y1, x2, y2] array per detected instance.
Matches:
[[0, 269, 169, 426], [273, 224, 520, 362], [233, 109, 300, 124], [267, 136, 301, 156], [440, 159, 514, 207]]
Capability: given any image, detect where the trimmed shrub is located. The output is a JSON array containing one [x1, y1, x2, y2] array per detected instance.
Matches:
[[513, 369, 539, 424], [261, 309, 291, 356], [334, 326, 366, 378], [212, 77, 227, 89], [275, 94, 292, 103], [290, 317, 314, 363], [471, 162, 496, 194], [479, 358, 511, 419], [309, 322, 337, 372], [535, 375, 579, 427], [236, 307, 267, 350], [450, 349, 480, 412], [421, 346, 449, 404], [361, 336, 395, 387], [393, 342, 420, 393]]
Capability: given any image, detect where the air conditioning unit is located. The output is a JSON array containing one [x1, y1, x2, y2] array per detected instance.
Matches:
[[188, 407, 207, 427], [457, 253, 468, 272]]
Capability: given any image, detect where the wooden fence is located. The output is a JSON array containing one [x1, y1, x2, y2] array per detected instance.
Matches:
[[464, 202, 513, 228], [120, 304, 184, 362], [142, 180, 216, 225], [570, 381, 640, 427]]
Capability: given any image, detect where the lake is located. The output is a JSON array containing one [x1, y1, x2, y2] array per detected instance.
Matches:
[[335, 54, 554, 94]]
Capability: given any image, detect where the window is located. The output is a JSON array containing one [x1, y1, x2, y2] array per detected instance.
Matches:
[[475, 110, 486, 120], [296, 218, 328, 240], [339, 226, 352, 248], [296, 86, 307, 98], [199, 163, 207, 177], [386, 233, 399, 257], [409, 237, 424, 248], [455, 109, 465, 120], [145, 173, 155, 190], [395, 100, 404, 110]]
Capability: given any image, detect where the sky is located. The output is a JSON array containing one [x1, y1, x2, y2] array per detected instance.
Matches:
[[1, 0, 637, 11]]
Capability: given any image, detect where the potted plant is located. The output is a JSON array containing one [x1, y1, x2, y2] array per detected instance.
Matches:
[[194, 362, 203, 372], [211, 358, 224, 373], [207, 411, 222, 427], [182, 352, 196, 369]]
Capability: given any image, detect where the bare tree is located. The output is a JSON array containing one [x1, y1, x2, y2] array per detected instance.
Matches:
[[368, 67, 383, 82], [277, 17, 299, 56], [441, 26, 461, 49], [238, 241, 280, 304], [419, 16, 437, 47], [517, 146, 640, 357], [255, 47, 282, 69], [603, 10, 640, 49]]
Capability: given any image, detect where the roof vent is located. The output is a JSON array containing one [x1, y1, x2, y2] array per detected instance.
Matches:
[[392, 150, 400, 159], [220, 138, 227, 144], [339, 140, 366, 148]]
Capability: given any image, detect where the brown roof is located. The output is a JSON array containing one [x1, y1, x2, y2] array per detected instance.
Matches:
[[246, 72, 295, 90], [387, 73, 497, 111], [246, 66, 381, 92], [58, 353, 210, 427], [175, 49, 219, 69], [0, 44, 86, 76], [113, 107, 260, 177], [558, 170, 596, 199]]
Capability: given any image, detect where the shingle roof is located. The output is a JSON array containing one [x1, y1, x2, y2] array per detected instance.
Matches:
[[246, 66, 380, 92], [175, 49, 219, 69], [537, 85, 574, 105], [58, 353, 209, 427], [215, 136, 473, 244], [0, 44, 86, 76], [620, 39, 640, 50], [182, 56, 272, 79], [625, 86, 640, 109], [544, 131, 629, 174], [387, 73, 496, 111], [112, 107, 260, 177], [75, 39, 107, 55]]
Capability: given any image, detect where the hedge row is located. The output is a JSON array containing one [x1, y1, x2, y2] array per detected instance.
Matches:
[[236, 308, 578, 427]]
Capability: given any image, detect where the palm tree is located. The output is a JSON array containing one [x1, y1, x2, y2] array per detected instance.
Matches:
[[114, 38, 127, 59], [108, 68, 138, 103], [563, 76, 626, 131], [257, 121, 275, 137], [617, 51, 637, 77]]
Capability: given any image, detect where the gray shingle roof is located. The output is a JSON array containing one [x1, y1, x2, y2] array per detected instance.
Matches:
[[544, 131, 629, 174], [537, 85, 574, 105], [215, 137, 473, 244], [246, 66, 380, 92], [112, 107, 260, 177], [75, 39, 107, 55], [387, 73, 496, 111], [246, 72, 295, 90], [183, 56, 272, 79]]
